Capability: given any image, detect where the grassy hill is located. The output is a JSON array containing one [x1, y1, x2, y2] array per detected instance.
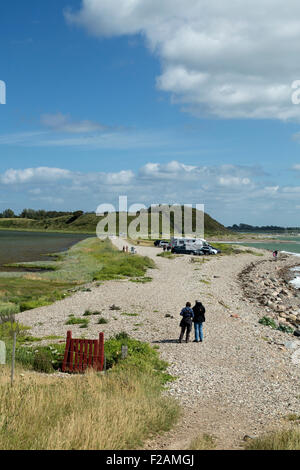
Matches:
[[0, 207, 232, 238]]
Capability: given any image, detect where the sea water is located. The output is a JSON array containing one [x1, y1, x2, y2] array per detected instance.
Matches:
[[237, 235, 300, 289]]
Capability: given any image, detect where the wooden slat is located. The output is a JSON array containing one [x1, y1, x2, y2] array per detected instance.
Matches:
[[88, 340, 93, 367], [92, 340, 98, 369], [78, 340, 84, 372], [62, 331, 72, 372], [83, 339, 88, 371], [74, 339, 79, 372], [62, 331, 105, 374], [69, 339, 75, 372], [99, 333, 104, 371]]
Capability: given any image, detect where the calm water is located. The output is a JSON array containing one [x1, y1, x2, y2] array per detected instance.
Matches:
[[238, 235, 300, 256], [0, 231, 93, 269]]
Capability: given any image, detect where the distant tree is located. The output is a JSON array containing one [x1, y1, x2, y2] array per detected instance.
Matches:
[[2, 209, 16, 218], [20, 208, 37, 219]]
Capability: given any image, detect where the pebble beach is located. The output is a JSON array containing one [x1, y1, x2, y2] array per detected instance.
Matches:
[[17, 238, 300, 450]]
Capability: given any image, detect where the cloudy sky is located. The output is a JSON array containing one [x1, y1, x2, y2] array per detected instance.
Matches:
[[1, 0, 300, 226]]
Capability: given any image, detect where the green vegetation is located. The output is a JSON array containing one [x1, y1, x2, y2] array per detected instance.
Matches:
[[0, 329, 179, 450], [0, 324, 179, 450], [65, 316, 89, 328], [129, 277, 152, 283], [212, 243, 263, 256], [277, 324, 294, 334], [97, 317, 108, 324], [259, 316, 278, 329], [286, 414, 300, 422], [83, 310, 102, 316], [245, 428, 300, 450], [0, 207, 231, 237], [4, 261, 58, 271], [259, 316, 294, 334], [0, 238, 155, 314], [103, 332, 175, 384], [0, 278, 75, 314], [228, 223, 300, 234]]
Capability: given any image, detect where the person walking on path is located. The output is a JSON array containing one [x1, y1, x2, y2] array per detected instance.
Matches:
[[179, 302, 194, 343], [273, 250, 278, 261], [192, 300, 206, 343]]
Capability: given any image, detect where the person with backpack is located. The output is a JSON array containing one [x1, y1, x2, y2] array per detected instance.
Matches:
[[192, 300, 206, 343], [178, 302, 194, 343]]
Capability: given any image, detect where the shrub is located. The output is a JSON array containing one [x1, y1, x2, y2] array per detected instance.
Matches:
[[277, 324, 294, 334], [32, 350, 55, 373], [104, 332, 175, 384], [65, 317, 89, 327], [20, 299, 52, 312], [0, 302, 20, 316], [259, 316, 277, 329], [83, 310, 101, 316]]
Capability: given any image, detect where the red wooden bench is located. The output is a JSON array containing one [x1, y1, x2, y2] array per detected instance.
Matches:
[[62, 330, 104, 373]]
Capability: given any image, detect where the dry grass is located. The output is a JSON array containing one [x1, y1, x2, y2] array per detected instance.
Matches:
[[0, 365, 179, 450], [245, 427, 300, 450], [187, 433, 216, 450]]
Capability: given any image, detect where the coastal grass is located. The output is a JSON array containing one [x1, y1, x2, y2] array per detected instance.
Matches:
[[0, 238, 155, 313], [245, 427, 300, 450], [187, 434, 216, 450], [65, 316, 89, 328], [0, 278, 75, 313], [83, 310, 102, 317], [0, 367, 179, 450], [0, 332, 179, 450], [97, 317, 108, 324], [129, 277, 152, 283], [212, 243, 264, 256]]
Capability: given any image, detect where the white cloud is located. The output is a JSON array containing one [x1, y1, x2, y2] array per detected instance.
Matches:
[[65, 0, 300, 120], [2, 160, 300, 224], [0, 167, 72, 185], [104, 170, 134, 185], [41, 112, 106, 134]]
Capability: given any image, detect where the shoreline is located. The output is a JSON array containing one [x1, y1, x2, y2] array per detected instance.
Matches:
[[0, 226, 95, 234], [15, 240, 300, 449], [0, 231, 93, 271]]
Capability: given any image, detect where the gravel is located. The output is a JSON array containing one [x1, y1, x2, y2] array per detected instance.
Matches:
[[17, 239, 300, 449]]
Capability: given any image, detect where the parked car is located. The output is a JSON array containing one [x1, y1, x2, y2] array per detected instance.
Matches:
[[154, 240, 170, 247], [197, 246, 219, 255], [210, 245, 221, 254], [172, 245, 201, 255]]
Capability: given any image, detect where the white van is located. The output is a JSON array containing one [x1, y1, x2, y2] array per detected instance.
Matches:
[[170, 237, 208, 250]]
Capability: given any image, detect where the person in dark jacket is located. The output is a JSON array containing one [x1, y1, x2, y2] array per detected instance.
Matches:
[[192, 300, 206, 342], [179, 302, 194, 343]]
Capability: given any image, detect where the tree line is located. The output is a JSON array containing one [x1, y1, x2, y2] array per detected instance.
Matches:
[[227, 223, 300, 232], [0, 209, 84, 219]]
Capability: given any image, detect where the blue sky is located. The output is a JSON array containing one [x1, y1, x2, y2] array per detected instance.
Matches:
[[1, 0, 300, 226]]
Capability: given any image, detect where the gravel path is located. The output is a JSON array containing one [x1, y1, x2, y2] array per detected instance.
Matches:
[[18, 238, 300, 450]]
